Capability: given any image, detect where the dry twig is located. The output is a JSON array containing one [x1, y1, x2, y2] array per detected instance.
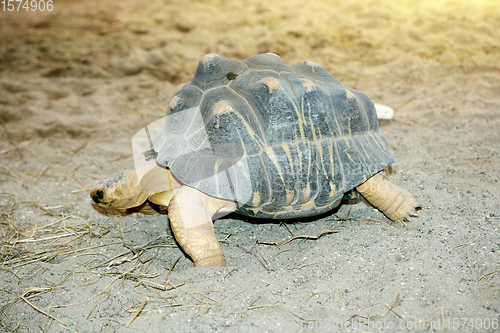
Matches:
[[258, 229, 340, 246], [126, 297, 148, 327], [477, 269, 500, 283], [0, 141, 31, 156], [239, 233, 268, 267]]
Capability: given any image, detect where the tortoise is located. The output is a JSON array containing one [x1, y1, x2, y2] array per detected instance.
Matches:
[[91, 53, 420, 267]]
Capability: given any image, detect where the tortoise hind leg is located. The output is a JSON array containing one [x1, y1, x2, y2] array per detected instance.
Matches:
[[166, 186, 236, 267], [356, 171, 421, 222]]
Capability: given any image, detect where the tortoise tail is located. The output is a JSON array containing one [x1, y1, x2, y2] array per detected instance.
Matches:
[[356, 171, 421, 222]]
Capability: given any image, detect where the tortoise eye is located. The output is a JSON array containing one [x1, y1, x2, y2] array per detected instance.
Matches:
[[226, 72, 238, 80], [92, 189, 105, 203]]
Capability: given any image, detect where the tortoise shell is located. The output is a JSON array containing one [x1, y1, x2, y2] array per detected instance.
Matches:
[[151, 53, 394, 219]]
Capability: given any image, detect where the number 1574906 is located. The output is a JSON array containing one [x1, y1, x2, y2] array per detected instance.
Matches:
[[2, 0, 53, 11]]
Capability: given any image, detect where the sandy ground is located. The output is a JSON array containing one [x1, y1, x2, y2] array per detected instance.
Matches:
[[1, 0, 499, 332]]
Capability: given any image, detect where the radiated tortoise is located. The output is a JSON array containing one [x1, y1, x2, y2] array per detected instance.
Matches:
[[91, 53, 420, 267]]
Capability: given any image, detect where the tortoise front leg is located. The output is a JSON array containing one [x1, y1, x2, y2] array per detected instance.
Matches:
[[356, 171, 420, 222], [167, 186, 236, 267]]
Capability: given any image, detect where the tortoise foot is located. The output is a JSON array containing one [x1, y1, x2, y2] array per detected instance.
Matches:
[[357, 171, 421, 223], [194, 255, 227, 267]]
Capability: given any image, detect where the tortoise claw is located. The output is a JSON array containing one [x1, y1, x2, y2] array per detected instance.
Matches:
[[407, 204, 422, 218], [402, 207, 421, 222], [408, 210, 420, 218]]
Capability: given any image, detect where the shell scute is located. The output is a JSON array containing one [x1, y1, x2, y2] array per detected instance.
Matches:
[[292, 61, 342, 85], [168, 83, 203, 115], [199, 87, 263, 155], [229, 70, 300, 146], [191, 54, 248, 91], [242, 53, 292, 73]]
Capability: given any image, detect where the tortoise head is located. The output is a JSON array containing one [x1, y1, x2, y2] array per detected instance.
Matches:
[[91, 163, 182, 211], [91, 167, 153, 210]]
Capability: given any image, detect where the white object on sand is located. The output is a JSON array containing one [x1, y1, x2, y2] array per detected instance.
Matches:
[[374, 103, 394, 120]]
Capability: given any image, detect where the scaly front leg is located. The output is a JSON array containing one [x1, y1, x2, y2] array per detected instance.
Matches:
[[167, 186, 236, 266]]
